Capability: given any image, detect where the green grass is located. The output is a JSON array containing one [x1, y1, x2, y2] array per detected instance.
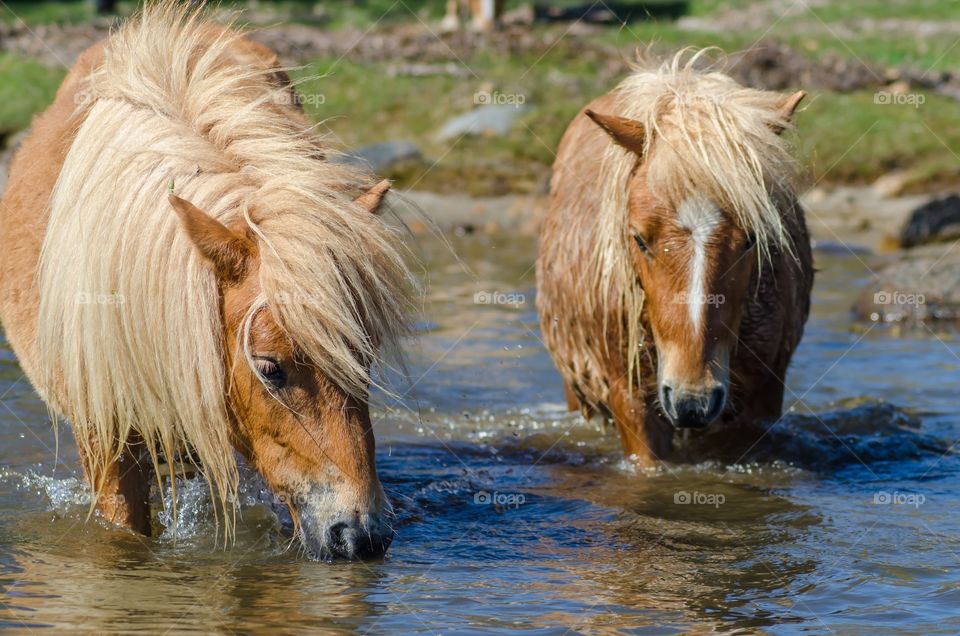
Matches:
[[686, 0, 960, 71], [0, 1, 445, 27], [799, 90, 960, 189], [294, 52, 960, 195], [0, 1, 94, 25], [0, 54, 65, 136], [1, 1, 959, 193]]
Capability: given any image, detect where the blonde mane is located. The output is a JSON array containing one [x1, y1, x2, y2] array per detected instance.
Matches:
[[592, 49, 802, 391], [36, 2, 411, 528]]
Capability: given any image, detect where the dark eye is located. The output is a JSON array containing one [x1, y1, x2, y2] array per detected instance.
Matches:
[[744, 232, 757, 252], [633, 233, 649, 254], [253, 356, 286, 389]]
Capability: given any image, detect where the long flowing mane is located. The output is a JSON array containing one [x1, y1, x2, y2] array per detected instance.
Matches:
[[590, 49, 802, 396], [36, 2, 410, 525]]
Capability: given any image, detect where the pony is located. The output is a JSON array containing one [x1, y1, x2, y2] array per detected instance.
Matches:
[[536, 51, 813, 463], [0, 2, 412, 560], [441, 0, 505, 31]]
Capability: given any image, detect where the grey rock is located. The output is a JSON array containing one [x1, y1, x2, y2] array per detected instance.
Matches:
[[853, 244, 960, 324], [436, 104, 530, 141], [335, 140, 422, 172]]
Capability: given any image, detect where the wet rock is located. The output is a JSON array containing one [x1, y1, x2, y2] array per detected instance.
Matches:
[[767, 401, 947, 468], [802, 185, 928, 252], [853, 244, 960, 324], [674, 399, 947, 469], [900, 194, 960, 248], [437, 104, 530, 140], [335, 140, 422, 172]]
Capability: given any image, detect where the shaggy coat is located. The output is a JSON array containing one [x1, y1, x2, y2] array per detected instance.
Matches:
[[537, 53, 813, 461], [0, 2, 410, 555]]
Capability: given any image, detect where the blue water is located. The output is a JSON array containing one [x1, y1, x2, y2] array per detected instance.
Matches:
[[0, 233, 957, 633]]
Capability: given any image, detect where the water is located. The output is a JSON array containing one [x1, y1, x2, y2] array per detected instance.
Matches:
[[0, 232, 958, 633]]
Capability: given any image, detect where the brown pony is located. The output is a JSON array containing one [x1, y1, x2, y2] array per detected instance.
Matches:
[[537, 51, 813, 464], [0, 2, 412, 560], [441, 0, 505, 31]]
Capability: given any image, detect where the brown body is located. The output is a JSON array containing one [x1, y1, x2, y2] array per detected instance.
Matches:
[[537, 70, 813, 463], [0, 4, 408, 560]]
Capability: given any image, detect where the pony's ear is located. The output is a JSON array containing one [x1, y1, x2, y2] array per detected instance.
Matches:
[[772, 90, 806, 134], [169, 195, 252, 282], [355, 179, 392, 214], [585, 109, 646, 156]]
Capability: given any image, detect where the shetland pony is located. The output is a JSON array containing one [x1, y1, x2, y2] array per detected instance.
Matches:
[[442, 0, 505, 31], [0, 3, 412, 560], [537, 51, 813, 463]]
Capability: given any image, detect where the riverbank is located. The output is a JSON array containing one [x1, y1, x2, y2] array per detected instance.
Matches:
[[2, 2, 960, 195]]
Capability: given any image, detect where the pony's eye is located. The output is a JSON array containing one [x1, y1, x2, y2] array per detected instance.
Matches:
[[633, 233, 649, 254], [744, 233, 757, 251], [253, 357, 286, 389]]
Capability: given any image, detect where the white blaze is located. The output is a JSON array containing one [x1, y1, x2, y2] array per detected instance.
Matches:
[[677, 195, 721, 331]]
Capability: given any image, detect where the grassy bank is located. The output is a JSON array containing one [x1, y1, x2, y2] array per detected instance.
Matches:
[[1, 0, 958, 194], [0, 54, 64, 135], [296, 55, 960, 194]]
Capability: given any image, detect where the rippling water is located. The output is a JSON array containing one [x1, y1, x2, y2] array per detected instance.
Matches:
[[1, 231, 958, 633]]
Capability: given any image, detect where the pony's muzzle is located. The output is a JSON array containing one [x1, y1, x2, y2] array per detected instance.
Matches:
[[323, 517, 393, 560], [661, 384, 726, 429], [297, 488, 395, 561]]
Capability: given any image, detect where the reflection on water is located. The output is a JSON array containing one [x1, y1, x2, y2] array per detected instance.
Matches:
[[0, 232, 958, 633]]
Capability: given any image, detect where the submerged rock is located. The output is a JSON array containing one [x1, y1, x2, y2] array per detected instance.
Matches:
[[674, 400, 948, 470], [768, 401, 948, 468]]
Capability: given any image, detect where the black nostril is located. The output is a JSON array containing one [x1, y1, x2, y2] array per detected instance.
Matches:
[[352, 531, 391, 560], [706, 387, 726, 420], [323, 520, 391, 561], [327, 522, 349, 552], [662, 385, 675, 417]]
